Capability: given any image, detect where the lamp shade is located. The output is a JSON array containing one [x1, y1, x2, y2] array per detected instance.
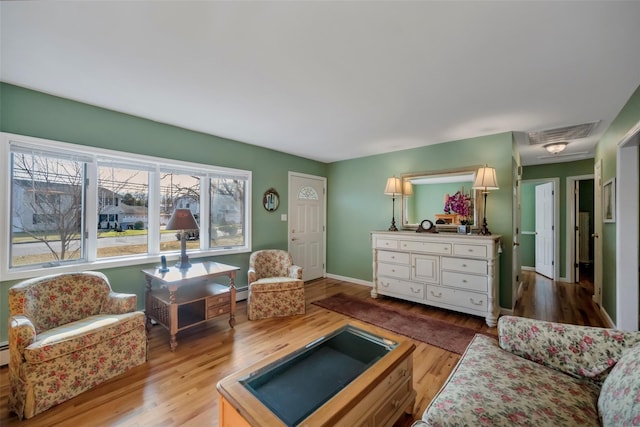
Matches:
[[473, 167, 499, 191], [166, 208, 199, 231], [403, 180, 414, 196], [384, 177, 403, 196]]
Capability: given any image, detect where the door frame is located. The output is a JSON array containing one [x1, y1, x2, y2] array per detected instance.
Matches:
[[566, 174, 594, 284], [523, 178, 560, 280], [616, 120, 640, 330], [287, 171, 327, 280]]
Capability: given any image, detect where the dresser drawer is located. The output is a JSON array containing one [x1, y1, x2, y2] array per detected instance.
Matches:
[[377, 250, 410, 264], [426, 285, 487, 311], [378, 278, 425, 300], [376, 238, 399, 249], [441, 257, 487, 275], [400, 240, 451, 255], [378, 262, 411, 280], [441, 271, 487, 292], [453, 243, 488, 258]]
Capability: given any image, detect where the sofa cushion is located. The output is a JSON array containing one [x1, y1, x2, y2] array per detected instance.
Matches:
[[498, 315, 640, 383], [598, 344, 640, 425], [422, 334, 600, 426], [24, 312, 144, 364]]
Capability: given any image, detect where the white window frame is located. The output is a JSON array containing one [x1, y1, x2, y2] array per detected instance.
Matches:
[[1, 132, 252, 281]]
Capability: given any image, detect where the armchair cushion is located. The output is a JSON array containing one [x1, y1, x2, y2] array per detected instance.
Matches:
[[498, 315, 640, 382], [23, 312, 143, 364]]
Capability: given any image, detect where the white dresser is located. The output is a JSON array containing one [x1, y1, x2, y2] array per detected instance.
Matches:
[[371, 231, 501, 327]]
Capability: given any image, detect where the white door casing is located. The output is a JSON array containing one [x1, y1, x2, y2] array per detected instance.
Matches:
[[512, 159, 522, 309], [288, 172, 326, 281], [593, 160, 603, 306], [535, 182, 555, 279]]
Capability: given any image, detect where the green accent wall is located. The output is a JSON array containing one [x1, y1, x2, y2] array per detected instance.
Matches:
[[0, 83, 327, 343], [326, 133, 515, 309], [522, 159, 594, 278], [593, 83, 640, 323]]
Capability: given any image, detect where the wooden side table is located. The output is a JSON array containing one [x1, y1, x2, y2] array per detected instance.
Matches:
[[142, 261, 240, 351]]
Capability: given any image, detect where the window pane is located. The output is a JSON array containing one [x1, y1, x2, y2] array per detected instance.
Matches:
[[211, 177, 246, 248], [97, 165, 149, 258], [160, 172, 201, 253], [10, 151, 85, 267]]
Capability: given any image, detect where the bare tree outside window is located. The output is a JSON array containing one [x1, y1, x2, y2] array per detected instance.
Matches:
[[11, 153, 85, 266]]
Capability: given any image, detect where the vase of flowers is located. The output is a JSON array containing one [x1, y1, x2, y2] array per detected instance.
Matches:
[[444, 189, 472, 234]]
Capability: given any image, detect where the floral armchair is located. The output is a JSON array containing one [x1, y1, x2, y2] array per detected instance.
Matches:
[[8, 272, 147, 419], [413, 316, 640, 426], [247, 249, 305, 320]]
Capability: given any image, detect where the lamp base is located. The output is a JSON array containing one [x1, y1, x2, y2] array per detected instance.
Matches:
[[388, 220, 398, 232], [478, 217, 492, 235]]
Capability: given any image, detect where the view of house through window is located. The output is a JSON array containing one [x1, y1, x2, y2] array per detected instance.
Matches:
[[4, 134, 252, 273], [97, 165, 149, 258], [10, 150, 86, 267]]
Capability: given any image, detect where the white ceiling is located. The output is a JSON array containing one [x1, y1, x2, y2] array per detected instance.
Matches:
[[2, 1, 640, 165]]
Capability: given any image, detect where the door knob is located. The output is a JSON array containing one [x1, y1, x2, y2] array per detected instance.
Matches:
[[513, 242, 520, 246], [592, 233, 599, 238], [291, 237, 298, 241]]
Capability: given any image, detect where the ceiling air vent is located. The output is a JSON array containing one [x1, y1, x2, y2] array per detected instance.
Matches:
[[528, 121, 600, 145]]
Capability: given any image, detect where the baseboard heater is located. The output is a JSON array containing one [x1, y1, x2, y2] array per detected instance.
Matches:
[[0, 342, 8, 367]]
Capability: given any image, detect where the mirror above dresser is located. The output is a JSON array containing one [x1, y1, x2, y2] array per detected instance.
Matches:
[[401, 166, 483, 231]]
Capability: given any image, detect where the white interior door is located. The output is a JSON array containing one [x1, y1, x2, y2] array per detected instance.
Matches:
[[288, 172, 326, 281], [593, 160, 603, 305], [535, 182, 554, 279]]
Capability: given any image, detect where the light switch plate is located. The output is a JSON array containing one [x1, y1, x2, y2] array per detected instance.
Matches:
[[280, 214, 287, 221]]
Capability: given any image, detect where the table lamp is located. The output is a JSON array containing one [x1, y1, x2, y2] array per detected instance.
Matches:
[[472, 166, 499, 235], [165, 208, 199, 268], [384, 176, 403, 231]]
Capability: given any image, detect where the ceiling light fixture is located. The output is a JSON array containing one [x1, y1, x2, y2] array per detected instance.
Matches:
[[543, 142, 568, 154]]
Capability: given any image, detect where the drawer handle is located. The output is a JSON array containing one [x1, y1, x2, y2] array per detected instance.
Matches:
[[462, 279, 468, 283], [410, 287, 421, 294], [430, 290, 442, 298], [381, 282, 390, 288], [469, 298, 483, 306], [468, 249, 474, 252], [462, 263, 467, 267], [391, 269, 396, 272], [392, 399, 401, 408]]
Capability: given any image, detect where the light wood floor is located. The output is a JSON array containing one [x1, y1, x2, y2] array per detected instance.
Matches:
[[0, 271, 606, 427]]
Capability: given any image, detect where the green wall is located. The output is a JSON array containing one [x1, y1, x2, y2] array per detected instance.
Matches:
[[522, 159, 594, 278], [520, 182, 536, 267], [593, 83, 640, 323], [0, 83, 327, 343], [326, 133, 515, 309]]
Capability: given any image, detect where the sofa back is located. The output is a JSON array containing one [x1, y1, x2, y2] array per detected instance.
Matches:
[[9, 272, 111, 333]]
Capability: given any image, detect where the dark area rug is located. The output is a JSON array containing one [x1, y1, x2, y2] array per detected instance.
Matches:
[[313, 293, 486, 354]]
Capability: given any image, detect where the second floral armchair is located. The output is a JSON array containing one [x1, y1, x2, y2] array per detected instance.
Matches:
[[247, 249, 305, 320]]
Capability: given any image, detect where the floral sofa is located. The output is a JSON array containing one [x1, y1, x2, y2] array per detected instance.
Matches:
[[413, 316, 640, 426], [8, 272, 147, 419], [247, 249, 305, 320]]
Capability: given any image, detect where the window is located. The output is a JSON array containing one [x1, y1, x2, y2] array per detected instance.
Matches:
[[2, 133, 252, 279], [10, 148, 87, 267]]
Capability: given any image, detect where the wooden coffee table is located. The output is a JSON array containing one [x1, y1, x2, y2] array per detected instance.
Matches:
[[217, 321, 416, 427]]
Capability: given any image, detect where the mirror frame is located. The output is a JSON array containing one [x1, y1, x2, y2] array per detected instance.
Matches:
[[400, 166, 483, 231], [263, 188, 280, 212]]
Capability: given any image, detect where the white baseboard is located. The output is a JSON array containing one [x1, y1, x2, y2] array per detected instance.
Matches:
[[324, 273, 372, 287], [600, 306, 615, 328], [522, 266, 535, 271]]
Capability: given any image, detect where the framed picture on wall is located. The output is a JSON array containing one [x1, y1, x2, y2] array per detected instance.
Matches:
[[603, 177, 616, 223]]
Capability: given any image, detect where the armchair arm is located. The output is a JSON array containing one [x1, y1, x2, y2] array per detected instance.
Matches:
[[100, 292, 137, 314], [9, 315, 36, 356], [498, 316, 640, 381], [288, 265, 303, 280], [248, 269, 258, 285]]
